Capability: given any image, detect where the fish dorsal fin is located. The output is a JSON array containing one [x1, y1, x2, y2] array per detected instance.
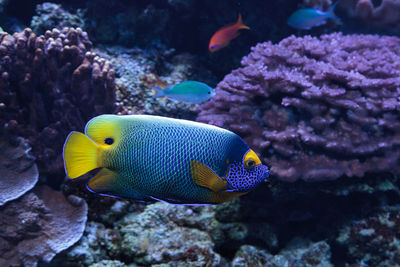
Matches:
[[87, 168, 120, 195], [237, 13, 250, 30], [190, 160, 227, 192], [63, 131, 100, 179]]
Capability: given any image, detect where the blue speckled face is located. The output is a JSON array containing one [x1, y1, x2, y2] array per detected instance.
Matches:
[[224, 150, 270, 192]]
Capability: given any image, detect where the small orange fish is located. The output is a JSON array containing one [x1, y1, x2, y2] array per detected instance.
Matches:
[[208, 14, 250, 53]]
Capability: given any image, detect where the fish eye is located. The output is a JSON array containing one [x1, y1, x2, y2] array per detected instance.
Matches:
[[104, 137, 114, 145], [207, 91, 211, 94], [244, 159, 256, 169]]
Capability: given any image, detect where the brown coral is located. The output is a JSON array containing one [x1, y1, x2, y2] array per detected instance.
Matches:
[[0, 27, 115, 181]]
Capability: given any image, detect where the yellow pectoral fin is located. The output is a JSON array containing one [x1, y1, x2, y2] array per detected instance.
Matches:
[[87, 168, 119, 194], [63, 132, 101, 178], [190, 160, 227, 192]]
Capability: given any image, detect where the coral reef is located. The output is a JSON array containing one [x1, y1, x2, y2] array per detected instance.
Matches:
[[232, 240, 332, 267], [0, 136, 38, 206], [197, 33, 400, 182], [30, 2, 86, 35], [0, 185, 88, 267], [60, 202, 226, 266], [0, 27, 115, 181], [336, 207, 400, 266]]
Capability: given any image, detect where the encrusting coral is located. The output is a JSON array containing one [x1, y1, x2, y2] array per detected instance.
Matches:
[[0, 135, 38, 206], [0, 27, 116, 180], [0, 185, 88, 267], [198, 33, 400, 182]]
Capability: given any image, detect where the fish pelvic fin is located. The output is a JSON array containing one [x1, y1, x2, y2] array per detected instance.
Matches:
[[237, 13, 250, 30], [87, 168, 119, 195], [63, 132, 101, 179], [152, 86, 166, 98], [190, 160, 227, 192]]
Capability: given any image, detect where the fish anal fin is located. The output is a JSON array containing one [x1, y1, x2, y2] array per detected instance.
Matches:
[[190, 160, 227, 192], [212, 191, 248, 204]]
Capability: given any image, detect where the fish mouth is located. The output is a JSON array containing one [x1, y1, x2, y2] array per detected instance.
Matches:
[[263, 167, 271, 181]]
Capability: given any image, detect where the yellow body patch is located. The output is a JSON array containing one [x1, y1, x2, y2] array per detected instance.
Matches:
[[85, 114, 122, 148], [190, 160, 227, 192], [63, 132, 101, 178]]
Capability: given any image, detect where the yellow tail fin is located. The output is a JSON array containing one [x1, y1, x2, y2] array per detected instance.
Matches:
[[63, 132, 101, 179]]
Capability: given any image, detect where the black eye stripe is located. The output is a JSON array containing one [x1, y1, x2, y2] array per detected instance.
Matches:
[[104, 138, 114, 145]]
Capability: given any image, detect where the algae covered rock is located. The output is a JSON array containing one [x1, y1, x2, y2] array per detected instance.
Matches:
[[233, 239, 333, 267], [336, 207, 400, 266], [118, 202, 225, 266]]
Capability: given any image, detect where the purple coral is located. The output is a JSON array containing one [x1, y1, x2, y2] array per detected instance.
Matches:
[[198, 33, 400, 182], [0, 27, 115, 180]]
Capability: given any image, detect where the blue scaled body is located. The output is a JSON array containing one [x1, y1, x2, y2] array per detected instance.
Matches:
[[63, 114, 270, 205]]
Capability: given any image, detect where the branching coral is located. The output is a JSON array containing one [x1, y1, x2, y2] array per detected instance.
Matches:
[[197, 33, 400, 182], [0, 27, 115, 180]]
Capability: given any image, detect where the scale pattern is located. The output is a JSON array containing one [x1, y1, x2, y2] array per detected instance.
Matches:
[[100, 115, 268, 203]]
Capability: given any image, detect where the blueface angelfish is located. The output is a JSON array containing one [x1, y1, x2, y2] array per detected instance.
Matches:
[[153, 81, 215, 104], [63, 115, 270, 205], [287, 2, 340, 30], [209, 14, 250, 52]]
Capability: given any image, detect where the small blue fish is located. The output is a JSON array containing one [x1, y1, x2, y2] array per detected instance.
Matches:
[[152, 81, 216, 104], [287, 2, 340, 30]]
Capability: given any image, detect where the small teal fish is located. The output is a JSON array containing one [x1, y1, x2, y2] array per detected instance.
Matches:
[[287, 2, 340, 30], [152, 81, 216, 104], [63, 114, 270, 205]]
